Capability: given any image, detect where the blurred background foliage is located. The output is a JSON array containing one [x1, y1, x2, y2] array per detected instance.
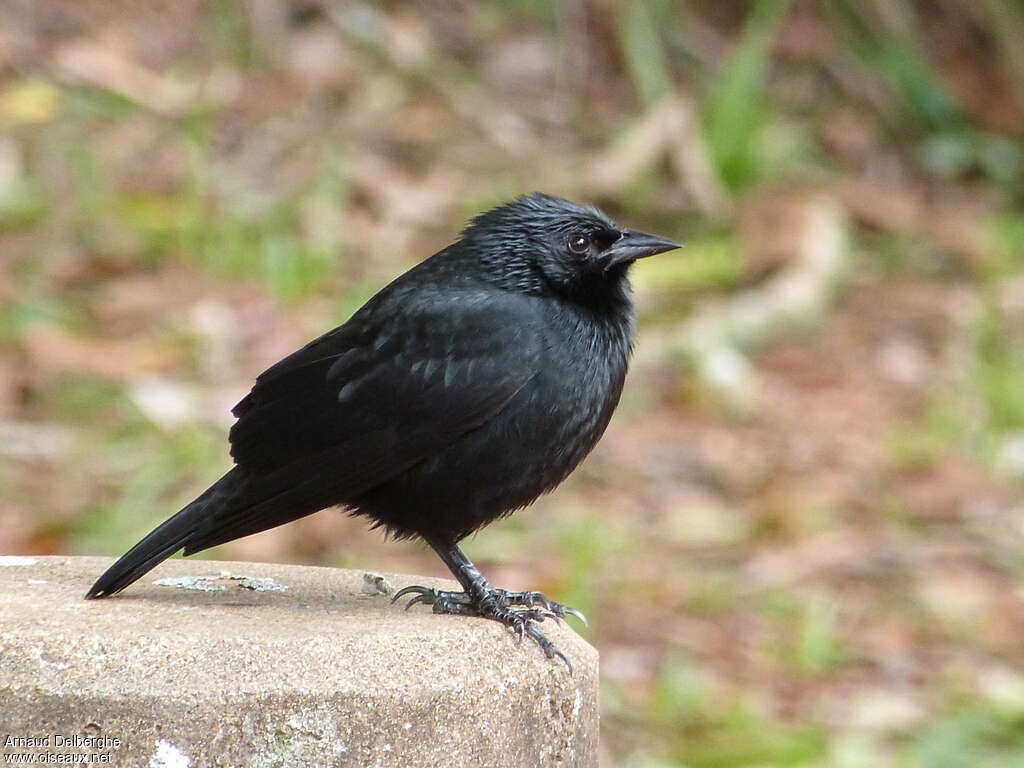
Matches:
[[1, 0, 1024, 765]]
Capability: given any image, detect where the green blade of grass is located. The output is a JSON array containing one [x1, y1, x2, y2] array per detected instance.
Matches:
[[702, 0, 793, 191], [617, 0, 674, 108]]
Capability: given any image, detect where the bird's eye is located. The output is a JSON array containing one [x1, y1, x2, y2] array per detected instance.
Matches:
[[568, 234, 590, 254]]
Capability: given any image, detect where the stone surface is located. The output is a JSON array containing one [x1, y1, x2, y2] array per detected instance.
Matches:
[[0, 556, 598, 767]]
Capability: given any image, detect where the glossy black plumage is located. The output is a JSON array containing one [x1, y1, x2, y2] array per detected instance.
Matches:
[[85, 193, 680, 665]]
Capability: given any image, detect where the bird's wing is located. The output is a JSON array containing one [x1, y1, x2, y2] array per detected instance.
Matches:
[[206, 290, 541, 544]]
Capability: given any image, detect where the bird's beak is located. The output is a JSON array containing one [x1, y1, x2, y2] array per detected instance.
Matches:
[[603, 230, 682, 270]]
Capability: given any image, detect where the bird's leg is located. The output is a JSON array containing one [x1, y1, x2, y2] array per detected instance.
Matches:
[[391, 540, 584, 670]]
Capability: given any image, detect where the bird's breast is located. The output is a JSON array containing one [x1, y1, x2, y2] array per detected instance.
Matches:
[[351, 298, 635, 542], [526, 305, 633, 463]]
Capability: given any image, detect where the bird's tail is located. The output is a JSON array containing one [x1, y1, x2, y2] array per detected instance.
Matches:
[[84, 468, 242, 599]]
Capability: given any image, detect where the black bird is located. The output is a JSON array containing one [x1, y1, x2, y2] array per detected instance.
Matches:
[[86, 193, 680, 666]]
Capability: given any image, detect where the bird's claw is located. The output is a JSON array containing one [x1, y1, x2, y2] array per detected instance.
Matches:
[[522, 622, 572, 673], [393, 583, 580, 671], [499, 590, 587, 625], [393, 585, 466, 612], [392, 584, 438, 605], [404, 593, 435, 611], [562, 606, 588, 626]]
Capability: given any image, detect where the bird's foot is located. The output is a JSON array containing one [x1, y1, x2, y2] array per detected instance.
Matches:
[[392, 585, 586, 624], [391, 585, 584, 670]]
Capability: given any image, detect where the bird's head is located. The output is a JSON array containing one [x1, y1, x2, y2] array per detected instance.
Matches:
[[460, 193, 681, 302]]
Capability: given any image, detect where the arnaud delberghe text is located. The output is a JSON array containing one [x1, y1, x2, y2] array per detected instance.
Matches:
[[4, 735, 122, 749]]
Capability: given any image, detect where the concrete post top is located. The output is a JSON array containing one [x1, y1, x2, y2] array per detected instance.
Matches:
[[1, 556, 598, 767]]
